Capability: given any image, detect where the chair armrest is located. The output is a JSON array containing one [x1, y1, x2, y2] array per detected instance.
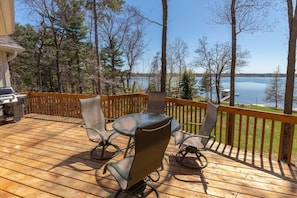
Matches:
[[184, 134, 215, 141], [81, 124, 106, 145], [195, 134, 210, 139], [181, 122, 201, 127], [179, 122, 202, 135]]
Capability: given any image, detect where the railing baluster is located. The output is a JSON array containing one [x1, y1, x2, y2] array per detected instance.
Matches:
[[252, 117, 258, 155], [260, 118, 266, 157], [237, 114, 243, 149], [245, 116, 250, 152], [269, 121, 275, 160]]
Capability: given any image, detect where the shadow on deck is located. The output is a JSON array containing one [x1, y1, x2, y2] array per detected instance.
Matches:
[[0, 114, 295, 197]]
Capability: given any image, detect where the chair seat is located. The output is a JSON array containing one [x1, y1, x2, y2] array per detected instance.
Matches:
[[107, 156, 133, 190], [88, 123, 119, 142], [174, 131, 204, 149]]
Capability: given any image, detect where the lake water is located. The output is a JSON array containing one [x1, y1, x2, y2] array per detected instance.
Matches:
[[219, 77, 290, 107], [131, 76, 297, 108]]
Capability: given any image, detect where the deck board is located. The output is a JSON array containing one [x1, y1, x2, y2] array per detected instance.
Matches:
[[0, 115, 296, 197]]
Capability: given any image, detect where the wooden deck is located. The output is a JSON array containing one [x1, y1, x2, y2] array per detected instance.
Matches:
[[0, 114, 296, 197]]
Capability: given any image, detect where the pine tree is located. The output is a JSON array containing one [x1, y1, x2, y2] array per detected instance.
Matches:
[[180, 69, 197, 100]]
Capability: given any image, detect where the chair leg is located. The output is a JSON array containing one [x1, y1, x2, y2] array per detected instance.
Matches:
[[123, 136, 134, 158], [195, 152, 208, 169], [146, 182, 160, 198], [175, 146, 208, 169], [115, 180, 159, 198], [90, 143, 120, 160]]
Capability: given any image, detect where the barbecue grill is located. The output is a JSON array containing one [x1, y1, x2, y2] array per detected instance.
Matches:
[[0, 87, 26, 122]]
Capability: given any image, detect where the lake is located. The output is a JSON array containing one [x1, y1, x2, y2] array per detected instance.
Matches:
[[131, 76, 297, 108]]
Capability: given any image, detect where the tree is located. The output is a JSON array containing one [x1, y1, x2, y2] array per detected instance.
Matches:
[[121, 6, 147, 91], [180, 69, 197, 100], [10, 24, 39, 91], [195, 37, 214, 101], [282, 0, 297, 162], [199, 70, 212, 100], [125, 1, 166, 92], [100, 38, 124, 95], [167, 37, 188, 97], [61, 0, 87, 93], [148, 52, 161, 92], [23, 0, 89, 93], [195, 37, 249, 104], [264, 66, 284, 108], [85, 0, 124, 94], [213, 0, 272, 144], [99, 9, 130, 95]]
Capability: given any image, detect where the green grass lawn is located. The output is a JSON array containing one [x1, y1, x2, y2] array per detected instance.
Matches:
[[245, 104, 297, 115]]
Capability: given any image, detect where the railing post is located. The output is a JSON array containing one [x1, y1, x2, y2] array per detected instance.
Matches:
[[280, 123, 294, 164], [227, 113, 235, 145]]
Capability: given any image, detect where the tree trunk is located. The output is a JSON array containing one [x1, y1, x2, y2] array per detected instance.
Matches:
[[54, 33, 63, 93], [282, 0, 297, 162], [161, 0, 167, 92], [227, 0, 237, 145], [93, 0, 101, 95]]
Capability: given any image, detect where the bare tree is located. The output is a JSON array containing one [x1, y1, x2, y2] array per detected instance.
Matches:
[[264, 66, 284, 108], [167, 37, 188, 96], [122, 6, 147, 91], [195, 37, 249, 104], [212, 0, 273, 144], [148, 52, 162, 91], [282, 0, 297, 162], [195, 37, 214, 101], [125, 1, 166, 92]]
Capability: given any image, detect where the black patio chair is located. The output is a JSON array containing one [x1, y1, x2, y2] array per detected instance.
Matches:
[[103, 117, 172, 197]]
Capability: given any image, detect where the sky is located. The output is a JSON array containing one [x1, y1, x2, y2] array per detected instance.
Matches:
[[124, 0, 289, 74], [15, 0, 290, 74]]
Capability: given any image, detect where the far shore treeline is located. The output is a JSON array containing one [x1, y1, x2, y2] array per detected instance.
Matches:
[[131, 73, 297, 78]]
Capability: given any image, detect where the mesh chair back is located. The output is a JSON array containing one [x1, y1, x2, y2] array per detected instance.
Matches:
[[199, 101, 219, 146], [147, 91, 166, 114], [127, 117, 172, 189], [79, 96, 106, 139]]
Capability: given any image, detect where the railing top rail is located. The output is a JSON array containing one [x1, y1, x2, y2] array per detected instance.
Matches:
[[219, 105, 297, 124]]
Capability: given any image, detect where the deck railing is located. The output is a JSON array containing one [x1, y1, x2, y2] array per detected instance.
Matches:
[[23, 92, 296, 164]]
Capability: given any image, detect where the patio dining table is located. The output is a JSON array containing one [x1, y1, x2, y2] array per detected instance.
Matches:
[[112, 112, 180, 157]]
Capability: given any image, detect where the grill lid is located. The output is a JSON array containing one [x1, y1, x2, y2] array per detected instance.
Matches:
[[0, 87, 15, 95], [0, 87, 17, 104]]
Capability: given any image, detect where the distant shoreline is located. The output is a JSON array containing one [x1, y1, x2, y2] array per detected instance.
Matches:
[[132, 73, 297, 78]]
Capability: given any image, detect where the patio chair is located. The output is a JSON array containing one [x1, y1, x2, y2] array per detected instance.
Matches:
[[103, 117, 172, 197], [79, 95, 120, 160], [146, 91, 166, 114], [173, 101, 219, 169]]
